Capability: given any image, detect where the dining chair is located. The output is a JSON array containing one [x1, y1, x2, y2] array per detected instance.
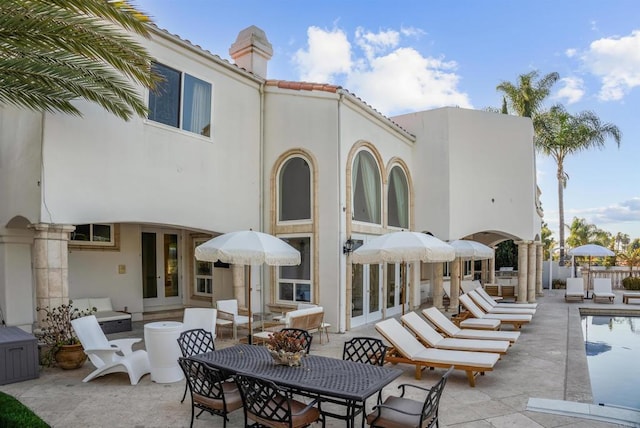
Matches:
[[319, 337, 387, 427], [177, 328, 215, 403], [178, 357, 242, 428], [342, 337, 387, 366], [234, 372, 322, 428], [366, 366, 453, 428], [279, 328, 313, 354]]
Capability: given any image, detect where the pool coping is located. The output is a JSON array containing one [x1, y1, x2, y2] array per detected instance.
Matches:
[[527, 398, 640, 427]]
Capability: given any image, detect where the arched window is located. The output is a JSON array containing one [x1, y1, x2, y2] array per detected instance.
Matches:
[[279, 157, 311, 221], [352, 151, 381, 224], [388, 166, 409, 228]]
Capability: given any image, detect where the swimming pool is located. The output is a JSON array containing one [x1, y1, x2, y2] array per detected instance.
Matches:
[[581, 315, 640, 411]]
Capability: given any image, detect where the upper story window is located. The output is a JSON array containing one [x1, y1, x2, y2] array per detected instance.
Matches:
[[388, 166, 409, 228], [70, 224, 116, 248], [279, 157, 311, 222], [148, 62, 212, 137], [352, 150, 381, 224]]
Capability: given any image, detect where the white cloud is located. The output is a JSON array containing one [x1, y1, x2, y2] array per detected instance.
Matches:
[[292, 26, 351, 82], [292, 26, 471, 115], [580, 30, 640, 101], [554, 77, 585, 104], [565, 48, 577, 58]]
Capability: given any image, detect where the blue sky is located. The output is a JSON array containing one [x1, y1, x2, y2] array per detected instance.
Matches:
[[135, 0, 640, 242]]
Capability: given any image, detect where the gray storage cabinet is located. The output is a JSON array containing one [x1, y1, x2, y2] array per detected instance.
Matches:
[[0, 327, 39, 385]]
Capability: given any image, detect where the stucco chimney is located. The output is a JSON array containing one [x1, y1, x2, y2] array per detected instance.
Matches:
[[229, 26, 273, 79]]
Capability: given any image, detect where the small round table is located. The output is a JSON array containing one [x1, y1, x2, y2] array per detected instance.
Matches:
[[144, 321, 184, 383]]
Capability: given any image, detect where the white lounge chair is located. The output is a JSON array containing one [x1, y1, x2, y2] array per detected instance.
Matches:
[[216, 299, 250, 339], [182, 307, 218, 339], [592, 278, 615, 303], [460, 280, 479, 294], [422, 307, 520, 343], [375, 318, 500, 387], [459, 294, 532, 329], [71, 315, 150, 385], [565, 278, 585, 302], [468, 290, 536, 315], [401, 312, 510, 354], [475, 287, 537, 309]]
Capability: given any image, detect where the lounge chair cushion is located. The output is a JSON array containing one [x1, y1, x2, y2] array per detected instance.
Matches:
[[422, 308, 520, 343], [459, 318, 501, 330]]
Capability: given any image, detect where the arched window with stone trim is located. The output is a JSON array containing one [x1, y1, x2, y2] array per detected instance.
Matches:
[[278, 156, 311, 222], [388, 165, 409, 229], [352, 150, 381, 224]]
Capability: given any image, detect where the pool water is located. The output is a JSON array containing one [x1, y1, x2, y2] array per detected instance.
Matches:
[[581, 315, 640, 410]]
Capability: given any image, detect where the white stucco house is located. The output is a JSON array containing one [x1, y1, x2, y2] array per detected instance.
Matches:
[[0, 25, 543, 333]]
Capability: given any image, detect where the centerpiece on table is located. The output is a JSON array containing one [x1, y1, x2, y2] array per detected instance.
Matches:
[[266, 330, 307, 367]]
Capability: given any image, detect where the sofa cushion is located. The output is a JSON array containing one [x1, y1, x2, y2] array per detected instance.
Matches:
[[90, 297, 113, 312], [96, 311, 131, 322], [70, 298, 92, 313]]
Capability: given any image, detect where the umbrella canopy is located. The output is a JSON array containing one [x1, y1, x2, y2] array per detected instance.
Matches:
[[567, 244, 614, 257], [448, 240, 494, 260], [351, 231, 455, 265], [195, 230, 300, 343], [351, 231, 455, 315], [195, 230, 301, 266]]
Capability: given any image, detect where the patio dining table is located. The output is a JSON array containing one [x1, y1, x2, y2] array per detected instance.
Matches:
[[192, 344, 403, 427]]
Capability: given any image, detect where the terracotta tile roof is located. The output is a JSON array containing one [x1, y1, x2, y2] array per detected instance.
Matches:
[[265, 80, 341, 93]]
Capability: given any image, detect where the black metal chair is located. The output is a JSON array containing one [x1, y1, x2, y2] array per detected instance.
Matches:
[[342, 337, 387, 366], [366, 366, 453, 428], [279, 328, 313, 354], [234, 372, 322, 428], [318, 337, 388, 427], [177, 328, 215, 403], [178, 357, 242, 428]]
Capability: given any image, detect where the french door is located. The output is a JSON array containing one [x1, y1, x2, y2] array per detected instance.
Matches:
[[350, 235, 383, 328], [142, 229, 182, 308], [385, 262, 405, 317]]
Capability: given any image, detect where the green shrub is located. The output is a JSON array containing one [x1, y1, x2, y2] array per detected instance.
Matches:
[[552, 279, 566, 289], [622, 276, 640, 290], [0, 391, 50, 428]]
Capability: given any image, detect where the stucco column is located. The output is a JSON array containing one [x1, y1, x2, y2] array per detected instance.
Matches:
[[516, 241, 529, 303], [489, 257, 495, 283], [481, 259, 488, 284], [432, 263, 444, 310], [29, 223, 75, 324], [449, 259, 460, 312], [536, 242, 544, 296], [527, 242, 536, 303], [232, 264, 246, 308]]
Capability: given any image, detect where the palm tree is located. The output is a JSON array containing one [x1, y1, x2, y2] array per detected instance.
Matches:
[[534, 105, 622, 264], [617, 247, 640, 278], [496, 71, 559, 118], [0, 0, 158, 121]]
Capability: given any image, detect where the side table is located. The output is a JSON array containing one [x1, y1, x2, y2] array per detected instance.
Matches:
[[144, 321, 184, 383]]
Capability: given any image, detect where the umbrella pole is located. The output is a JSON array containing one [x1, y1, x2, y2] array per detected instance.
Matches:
[[247, 267, 252, 344], [401, 262, 406, 316]]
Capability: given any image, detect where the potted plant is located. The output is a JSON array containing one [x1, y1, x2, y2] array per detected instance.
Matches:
[[36, 302, 94, 369], [266, 330, 307, 367]]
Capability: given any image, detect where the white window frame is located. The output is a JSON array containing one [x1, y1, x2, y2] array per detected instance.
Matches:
[[193, 237, 213, 297], [276, 234, 313, 305], [70, 223, 115, 247], [276, 155, 313, 225]]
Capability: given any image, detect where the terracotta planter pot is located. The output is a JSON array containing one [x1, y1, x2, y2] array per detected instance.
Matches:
[[55, 343, 87, 370]]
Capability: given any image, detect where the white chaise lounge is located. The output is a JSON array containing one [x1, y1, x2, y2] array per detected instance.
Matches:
[[565, 278, 585, 302], [422, 307, 520, 343], [375, 318, 500, 387], [459, 294, 532, 329], [592, 278, 615, 303]]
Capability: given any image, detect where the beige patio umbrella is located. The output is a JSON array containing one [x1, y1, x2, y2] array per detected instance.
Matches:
[[195, 230, 300, 343], [448, 239, 495, 309], [351, 231, 455, 315]]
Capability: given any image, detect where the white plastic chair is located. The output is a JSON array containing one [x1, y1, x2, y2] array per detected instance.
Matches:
[[71, 315, 150, 385], [182, 308, 217, 339], [593, 278, 615, 303], [216, 299, 250, 339]]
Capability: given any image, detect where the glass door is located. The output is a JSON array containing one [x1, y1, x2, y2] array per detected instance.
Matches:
[[385, 262, 404, 316], [142, 229, 182, 308], [350, 235, 383, 328]]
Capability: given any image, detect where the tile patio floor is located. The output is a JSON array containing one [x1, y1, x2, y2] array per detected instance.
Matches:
[[1, 289, 639, 427]]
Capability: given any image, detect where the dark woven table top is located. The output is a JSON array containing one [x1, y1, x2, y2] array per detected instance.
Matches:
[[193, 344, 402, 401]]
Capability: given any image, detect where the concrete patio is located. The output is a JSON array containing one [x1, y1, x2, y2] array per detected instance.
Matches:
[[1, 289, 639, 427]]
